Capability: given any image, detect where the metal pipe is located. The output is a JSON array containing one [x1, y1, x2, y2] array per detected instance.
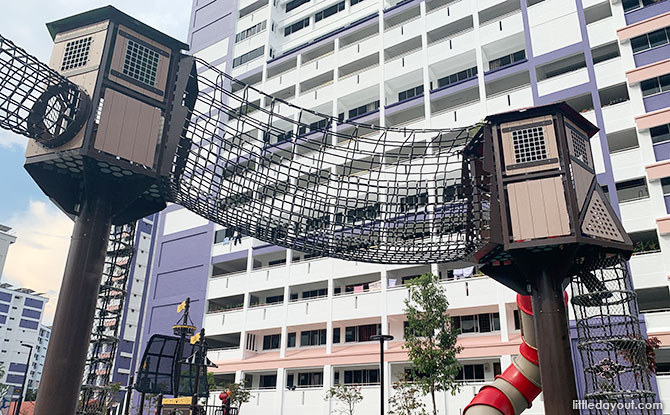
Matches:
[[14, 344, 33, 415], [124, 376, 134, 415], [33, 194, 113, 415]]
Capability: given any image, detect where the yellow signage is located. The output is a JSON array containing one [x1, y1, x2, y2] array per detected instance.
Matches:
[[190, 332, 201, 345], [177, 300, 186, 313], [163, 397, 191, 405]]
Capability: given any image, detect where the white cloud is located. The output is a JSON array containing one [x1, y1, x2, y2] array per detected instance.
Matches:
[[0, 130, 28, 151], [2, 201, 73, 325]]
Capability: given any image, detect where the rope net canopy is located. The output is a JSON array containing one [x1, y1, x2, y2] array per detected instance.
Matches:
[[169, 57, 487, 264]]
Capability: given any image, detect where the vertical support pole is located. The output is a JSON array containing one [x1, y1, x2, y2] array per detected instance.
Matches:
[[33, 194, 113, 415], [156, 394, 164, 415], [531, 268, 579, 415], [138, 392, 146, 415], [175, 297, 191, 397], [191, 328, 205, 415], [379, 340, 385, 415], [123, 376, 134, 415]]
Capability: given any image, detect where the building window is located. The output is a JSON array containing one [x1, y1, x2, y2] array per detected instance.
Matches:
[[342, 369, 380, 385], [259, 374, 277, 389], [399, 192, 429, 213], [456, 364, 486, 382], [345, 324, 381, 342], [346, 100, 380, 120], [623, 0, 666, 12], [661, 177, 670, 196], [397, 85, 424, 102], [488, 50, 526, 71], [512, 126, 548, 164], [284, 17, 310, 36], [315, 1, 346, 22], [298, 372, 323, 387], [615, 178, 649, 203], [300, 329, 327, 346], [286, 0, 310, 12], [232, 46, 265, 68], [630, 230, 661, 255], [651, 124, 670, 144], [641, 75, 670, 97], [351, 0, 365, 5], [61, 36, 92, 71], [333, 327, 341, 343], [513, 309, 521, 330], [235, 21, 267, 43], [287, 332, 296, 348], [570, 128, 590, 164], [123, 40, 160, 87], [452, 313, 501, 334], [262, 334, 280, 350], [630, 26, 670, 53], [300, 289, 328, 300], [214, 228, 235, 244], [437, 67, 478, 89]]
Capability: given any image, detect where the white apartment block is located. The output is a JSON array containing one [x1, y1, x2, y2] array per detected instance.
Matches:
[[139, 0, 670, 413]]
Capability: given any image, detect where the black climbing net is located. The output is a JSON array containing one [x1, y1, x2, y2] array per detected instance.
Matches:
[[169, 57, 488, 263], [571, 253, 658, 413]]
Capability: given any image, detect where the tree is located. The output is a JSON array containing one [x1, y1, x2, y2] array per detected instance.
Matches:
[[403, 273, 463, 415], [23, 388, 38, 401], [207, 371, 217, 391], [389, 381, 428, 415], [227, 381, 251, 413], [0, 363, 9, 397], [324, 384, 363, 415]]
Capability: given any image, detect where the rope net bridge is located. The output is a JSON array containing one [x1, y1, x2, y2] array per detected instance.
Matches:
[[0, 28, 658, 415], [170, 57, 486, 264]]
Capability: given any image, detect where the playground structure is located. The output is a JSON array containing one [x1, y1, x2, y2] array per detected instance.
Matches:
[[0, 5, 659, 415]]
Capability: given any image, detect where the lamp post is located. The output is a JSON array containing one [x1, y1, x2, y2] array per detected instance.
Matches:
[[14, 343, 33, 415], [370, 334, 393, 415]]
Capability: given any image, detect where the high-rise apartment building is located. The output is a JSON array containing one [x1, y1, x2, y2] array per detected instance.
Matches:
[[0, 225, 16, 280], [135, 0, 670, 413], [0, 284, 50, 401]]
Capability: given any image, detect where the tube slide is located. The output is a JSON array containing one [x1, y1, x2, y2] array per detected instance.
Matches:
[[463, 292, 567, 415]]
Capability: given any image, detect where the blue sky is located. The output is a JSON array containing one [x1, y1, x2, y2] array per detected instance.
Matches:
[[0, 0, 191, 322]]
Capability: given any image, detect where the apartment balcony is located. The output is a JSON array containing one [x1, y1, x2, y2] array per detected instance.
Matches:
[[478, 12, 523, 45], [629, 252, 667, 289], [611, 147, 644, 182], [289, 258, 333, 284], [204, 309, 245, 335], [593, 57, 625, 89], [338, 65, 381, 93], [427, 30, 476, 66], [284, 388, 325, 412], [620, 197, 657, 231], [384, 14, 423, 49], [486, 85, 533, 114], [644, 310, 670, 333], [659, 376, 670, 414], [298, 82, 335, 108], [241, 390, 278, 415], [385, 48, 423, 78], [601, 100, 635, 134], [286, 297, 330, 326], [301, 52, 336, 81], [425, 1, 474, 33], [332, 290, 382, 320], [431, 99, 483, 128], [586, 15, 617, 48], [208, 347, 243, 362], [537, 66, 589, 96], [265, 69, 299, 96], [339, 34, 380, 66], [246, 303, 285, 331]]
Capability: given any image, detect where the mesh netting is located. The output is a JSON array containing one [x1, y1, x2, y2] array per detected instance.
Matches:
[[79, 223, 136, 415], [0, 34, 90, 147], [169, 57, 487, 263], [571, 254, 658, 414]]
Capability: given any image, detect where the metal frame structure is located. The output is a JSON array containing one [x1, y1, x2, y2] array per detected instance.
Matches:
[[79, 223, 137, 414]]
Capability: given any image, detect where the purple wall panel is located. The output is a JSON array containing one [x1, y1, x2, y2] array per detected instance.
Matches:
[[189, 0, 236, 53], [24, 298, 43, 309], [0, 303, 8, 313], [624, 1, 670, 25], [8, 363, 26, 373], [5, 374, 24, 384], [19, 319, 39, 330], [665, 195, 670, 213], [653, 142, 670, 161], [0, 315, 5, 324], [643, 92, 670, 112], [21, 308, 40, 319], [153, 266, 206, 299], [634, 44, 670, 67], [0, 292, 12, 302]]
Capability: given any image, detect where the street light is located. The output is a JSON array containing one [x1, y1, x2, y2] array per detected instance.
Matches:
[[370, 334, 393, 415], [15, 343, 33, 415]]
